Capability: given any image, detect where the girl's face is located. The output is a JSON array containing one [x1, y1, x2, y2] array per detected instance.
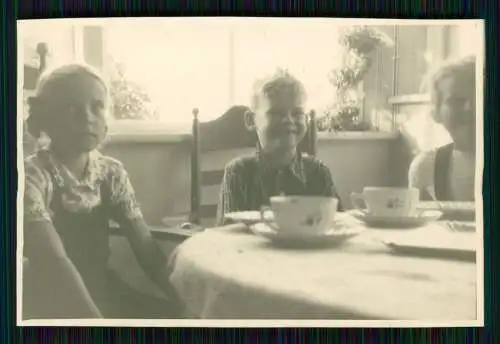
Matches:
[[252, 92, 308, 154], [41, 74, 108, 153], [436, 75, 476, 152]]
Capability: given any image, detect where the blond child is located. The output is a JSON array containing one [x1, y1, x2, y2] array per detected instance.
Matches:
[[409, 56, 477, 201], [216, 70, 342, 225], [23, 63, 179, 318]]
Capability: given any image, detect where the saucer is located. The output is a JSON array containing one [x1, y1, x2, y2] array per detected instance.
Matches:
[[224, 210, 274, 225], [417, 202, 475, 221], [351, 210, 443, 229], [250, 221, 363, 248]]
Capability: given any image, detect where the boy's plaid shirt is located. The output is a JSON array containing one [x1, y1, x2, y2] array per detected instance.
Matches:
[[216, 151, 343, 225]]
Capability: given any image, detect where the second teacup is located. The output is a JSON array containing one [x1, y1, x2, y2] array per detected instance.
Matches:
[[350, 187, 420, 218]]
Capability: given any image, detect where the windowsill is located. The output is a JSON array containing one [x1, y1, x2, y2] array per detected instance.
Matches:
[[107, 121, 192, 143], [107, 132, 191, 143], [388, 93, 430, 105], [317, 132, 397, 140], [106, 119, 398, 144]]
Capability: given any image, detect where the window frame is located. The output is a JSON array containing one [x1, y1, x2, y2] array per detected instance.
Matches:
[[76, 22, 458, 141]]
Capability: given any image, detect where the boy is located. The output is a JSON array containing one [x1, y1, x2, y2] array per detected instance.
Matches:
[[408, 55, 477, 201], [216, 69, 342, 225]]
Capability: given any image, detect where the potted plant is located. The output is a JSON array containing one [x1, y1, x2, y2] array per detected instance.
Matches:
[[326, 26, 393, 132]]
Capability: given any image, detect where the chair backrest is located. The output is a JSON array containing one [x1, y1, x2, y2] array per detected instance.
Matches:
[[24, 42, 48, 90], [189, 107, 318, 226], [23, 43, 49, 155]]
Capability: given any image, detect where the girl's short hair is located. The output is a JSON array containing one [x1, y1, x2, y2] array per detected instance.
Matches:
[[250, 69, 307, 110], [27, 63, 108, 139], [35, 62, 107, 99], [420, 55, 476, 122]]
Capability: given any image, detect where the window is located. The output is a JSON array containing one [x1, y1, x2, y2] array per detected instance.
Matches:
[[19, 19, 81, 69], [19, 19, 482, 140], [104, 18, 342, 128], [103, 19, 401, 134]]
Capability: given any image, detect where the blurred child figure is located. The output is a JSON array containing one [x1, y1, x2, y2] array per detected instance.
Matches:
[[216, 69, 342, 225], [23, 63, 180, 319], [409, 55, 477, 201]]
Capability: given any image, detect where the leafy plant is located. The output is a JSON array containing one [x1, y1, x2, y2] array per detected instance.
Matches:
[[108, 59, 159, 120], [324, 26, 394, 132], [339, 26, 394, 57]]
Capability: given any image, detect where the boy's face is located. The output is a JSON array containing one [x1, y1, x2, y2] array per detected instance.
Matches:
[[436, 74, 476, 152], [252, 91, 308, 154], [41, 74, 108, 153]]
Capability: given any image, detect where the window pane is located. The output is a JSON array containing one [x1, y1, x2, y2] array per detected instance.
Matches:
[[19, 20, 78, 69], [396, 25, 429, 95], [363, 25, 396, 133], [447, 21, 482, 59], [232, 19, 342, 116], [105, 19, 231, 123], [104, 18, 346, 126]]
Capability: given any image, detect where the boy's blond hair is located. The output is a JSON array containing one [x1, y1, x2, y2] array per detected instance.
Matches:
[[420, 55, 476, 122], [250, 69, 307, 110]]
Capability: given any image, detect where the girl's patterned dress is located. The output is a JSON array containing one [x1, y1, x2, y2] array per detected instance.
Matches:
[[23, 149, 177, 318]]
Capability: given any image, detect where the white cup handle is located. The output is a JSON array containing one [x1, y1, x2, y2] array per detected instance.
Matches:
[[350, 192, 367, 211], [260, 205, 273, 222]]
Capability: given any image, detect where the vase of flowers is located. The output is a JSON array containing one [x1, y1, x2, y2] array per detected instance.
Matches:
[[327, 26, 394, 132]]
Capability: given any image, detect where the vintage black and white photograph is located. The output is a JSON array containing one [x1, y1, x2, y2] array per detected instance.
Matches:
[[17, 17, 483, 326]]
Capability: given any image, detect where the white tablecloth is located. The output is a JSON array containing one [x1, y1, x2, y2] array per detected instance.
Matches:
[[168, 222, 478, 320]]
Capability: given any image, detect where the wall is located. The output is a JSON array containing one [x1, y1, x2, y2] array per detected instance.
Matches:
[[102, 139, 192, 225]]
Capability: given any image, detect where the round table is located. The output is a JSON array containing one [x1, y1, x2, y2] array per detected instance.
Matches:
[[168, 223, 478, 320]]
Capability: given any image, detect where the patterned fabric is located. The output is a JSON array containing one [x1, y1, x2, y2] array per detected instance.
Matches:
[[24, 148, 143, 224], [216, 151, 342, 225]]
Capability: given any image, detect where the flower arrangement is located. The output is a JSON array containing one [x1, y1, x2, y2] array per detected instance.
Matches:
[[325, 26, 394, 132], [108, 59, 159, 121], [339, 26, 394, 57]]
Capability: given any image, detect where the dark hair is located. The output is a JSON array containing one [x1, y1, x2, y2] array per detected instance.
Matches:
[[26, 63, 108, 139]]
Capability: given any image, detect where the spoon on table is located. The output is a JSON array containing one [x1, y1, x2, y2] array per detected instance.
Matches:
[[445, 221, 476, 233]]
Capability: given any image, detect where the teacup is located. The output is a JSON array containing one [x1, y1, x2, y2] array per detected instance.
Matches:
[[269, 196, 339, 235], [350, 187, 420, 218]]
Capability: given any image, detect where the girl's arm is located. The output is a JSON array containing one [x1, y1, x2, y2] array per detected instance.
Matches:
[[108, 163, 178, 299], [120, 218, 177, 298], [408, 151, 436, 201], [24, 221, 102, 318], [23, 162, 101, 319]]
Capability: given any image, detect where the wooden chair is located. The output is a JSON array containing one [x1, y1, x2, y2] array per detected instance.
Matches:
[[22, 42, 49, 320], [23, 43, 49, 155], [22, 42, 48, 251], [167, 106, 318, 229]]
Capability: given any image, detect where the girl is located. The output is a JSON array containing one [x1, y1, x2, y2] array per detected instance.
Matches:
[[23, 63, 179, 319], [409, 55, 477, 202]]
